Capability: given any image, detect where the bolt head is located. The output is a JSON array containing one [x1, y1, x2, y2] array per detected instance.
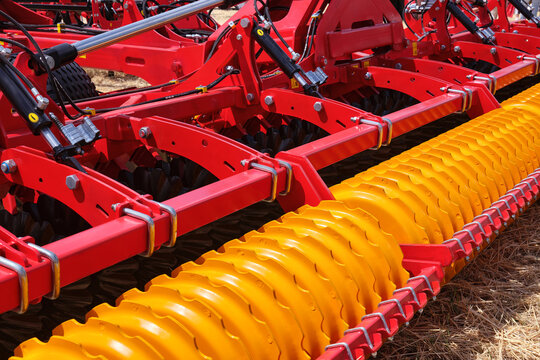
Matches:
[[139, 127, 151, 139], [441, 44, 446, 50], [236, 34, 243, 41], [313, 102, 323, 112], [1, 159, 17, 174], [66, 175, 80, 190], [240, 18, 250, 28], [364, 72, 373, 80], [490, 47, 497, 55], [454, 46, 461, 53], [264, 95, 274, 106], [123, 2, 128, 9], [395, 63, 402, 70], [246, 93, 254, 102], [513, 30, 518, 34]]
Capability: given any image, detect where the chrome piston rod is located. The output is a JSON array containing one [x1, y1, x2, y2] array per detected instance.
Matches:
[[73, 0, 225, 55]]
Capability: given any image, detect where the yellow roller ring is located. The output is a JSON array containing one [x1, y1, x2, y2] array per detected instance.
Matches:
[[331, 182, 431, 244], [308, 201, 409, 288], [148, 271, 280, 359], [179, 258, 309, 359], [119, 286, 249, 359], [53, 318, 161, 359], [11, 337, 105, 360]]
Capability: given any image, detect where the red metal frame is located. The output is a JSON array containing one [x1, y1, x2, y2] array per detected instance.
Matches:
[[0, 0, 538, 321]]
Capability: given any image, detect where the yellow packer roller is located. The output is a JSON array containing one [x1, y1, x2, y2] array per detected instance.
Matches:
[[10, 84, 540, 360]]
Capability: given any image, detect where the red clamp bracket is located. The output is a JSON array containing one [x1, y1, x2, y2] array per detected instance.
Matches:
[[0, 228, 60, 313], [240, 159, 293, 202]]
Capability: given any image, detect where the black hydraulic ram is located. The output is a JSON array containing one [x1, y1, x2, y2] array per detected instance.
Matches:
[[446, 0, 495, 43], [252, 24, 325, 98], [507, 0, 540, 27], [40, 0, 246, 70], [0, 61, 53, 137]]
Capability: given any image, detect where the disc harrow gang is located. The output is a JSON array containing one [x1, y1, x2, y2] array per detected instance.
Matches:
[[0, 0, 539, 358]]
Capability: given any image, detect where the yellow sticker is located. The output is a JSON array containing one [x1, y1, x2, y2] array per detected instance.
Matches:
[[28, 113, 39, 123], [257, 29, 264, 36], [291, 78, 299, 89], [79, 54, 87, 59], [363, 61, 370, 68], [412, 41, 418, 56], [57, 23, 62, 33]]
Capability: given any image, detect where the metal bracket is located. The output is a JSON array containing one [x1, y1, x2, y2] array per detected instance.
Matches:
[[149, 200, 178, 248], [359, 119, 383, 150], [381, 117, 393, 146], [27, 243, 60, 300], [122, 208, 156, 257], [393, 286, 421, 306], [248, 163, 278, 202], [324, 342, 354, 360], [518, 55, 540, 75], [0, 256, 28, 313], [469, 74, 497, 94], [453, 228, 480, 250], [277, 160, 293, 196], [379, 298, 408, 323], [344, 326, 376, 351], [444, 87, 472, 113], [362, 312, 391, 334], [443, 237, 469, 260], [408, 275, 434, 295]]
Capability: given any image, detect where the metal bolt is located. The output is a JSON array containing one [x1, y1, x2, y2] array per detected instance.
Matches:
[[123, 2, 128, 9], [501, 29, 506, 33], [513, 30, 518, 34], [264, 95, 274, 105], [236, 34, 243, 41], [225, 65, 234, 72], [66, 175, 80, 190], [240, 18, 250, 28], [395, 63, 402, 70], [139, 127, 151, 139], [453, 46, 461, 53], [1, 159, 17, 174], [441, 44, 446, 50], [364, 72, 373, 80], [490, 47, 497, 55], [313, 102, 323, 112], [246, 93, 254, 102], [321, 56, 328, 65]]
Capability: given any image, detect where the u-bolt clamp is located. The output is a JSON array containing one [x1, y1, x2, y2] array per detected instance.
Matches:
[[444, 87, 473, 113], [343, 326, 376, 351], [27, 243, 60, 300], [0, 256, 28, 313], [149, 200, 178, 248], [518, 55, 540, 75], [242, 160, 293, 201], [352, 117, 393, 149], [121, 208, 156, 257], [470, 74, 497, 94], [324, 343, 355, 360]]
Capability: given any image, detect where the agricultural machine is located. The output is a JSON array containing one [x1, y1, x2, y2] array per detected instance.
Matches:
[[0, 0, 539, 358]]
